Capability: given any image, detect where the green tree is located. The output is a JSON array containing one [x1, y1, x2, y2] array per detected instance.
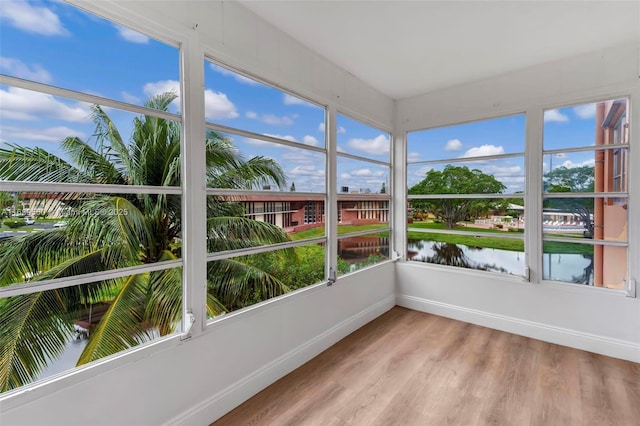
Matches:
[[543, 165, 595, 235], [408, 165, 506, 229], [290, 182, 296, 191], [0, 93, 291, 391], [380, 182, 386, 194]]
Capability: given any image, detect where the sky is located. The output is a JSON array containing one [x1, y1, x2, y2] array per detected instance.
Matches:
[[0, 1, 624, 197], [406, 101, 618, 194], [0, 0, 391, 194]]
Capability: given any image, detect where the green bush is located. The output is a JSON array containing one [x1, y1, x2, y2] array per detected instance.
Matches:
[[508, 227, 524, 233], [3, 219, 26, 228]]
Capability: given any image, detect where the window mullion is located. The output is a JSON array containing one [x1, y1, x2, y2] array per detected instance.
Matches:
[[526, 108, 544, 283]]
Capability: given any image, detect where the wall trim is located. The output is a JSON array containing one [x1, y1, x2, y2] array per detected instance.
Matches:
[[165, 294, 396, 426], [396, 294, 640, 363]]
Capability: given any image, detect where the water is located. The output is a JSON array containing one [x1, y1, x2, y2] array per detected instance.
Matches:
[[408, 239, 593, 284]]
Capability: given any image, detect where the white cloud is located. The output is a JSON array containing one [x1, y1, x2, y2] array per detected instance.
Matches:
[[121, 91, 141, 105], [347, 134, 389, 156], [573, 104, 596, 119], [414, 165, 433, 176], [282, 150, 322, 165], [318, 122, 346, 134], [350, 168, 385, 177], [544, 109, 569, 123], [245, 111, 258, 119], [444, 138, 462, 151], [289, 165, 325, 177], [0, 0, 68, 36], [144, 79, 238, 119], [461, 144, 505, 158], [559, 158, 595, 169], [0, 57, 52, 83], [209, 63, 258, 85], [262, 114, 294, 126], [115, 25, 149, 44], [407, 152, 421, 162], [0, 125, 86, 142], [302, 135, 320, 146], [340, 172, 351, 179], [265, 134, 297, 142], [0, 86, 91, 122]]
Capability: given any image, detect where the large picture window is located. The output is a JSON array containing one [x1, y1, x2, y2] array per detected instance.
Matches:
[[542, 99, 630, 289], [0, 3, 182, 392], [406, 115, 526, 276], [203, 59, 328, 316]]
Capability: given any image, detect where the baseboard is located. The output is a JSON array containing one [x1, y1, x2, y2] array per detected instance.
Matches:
[[165, 294, 396, 426], [397, 294, 640, 363]]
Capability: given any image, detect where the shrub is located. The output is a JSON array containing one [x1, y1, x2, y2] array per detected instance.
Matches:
[[508, 227, 524, 233], [3, 219, 26, 228]]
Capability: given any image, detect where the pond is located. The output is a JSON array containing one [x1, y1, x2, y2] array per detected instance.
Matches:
[[407, 239, 593, 284]]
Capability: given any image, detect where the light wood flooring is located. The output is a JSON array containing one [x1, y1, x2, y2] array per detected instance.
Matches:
[[213, 307, 640, 426]]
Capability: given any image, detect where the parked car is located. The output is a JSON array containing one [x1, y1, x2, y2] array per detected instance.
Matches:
[[24, 217, 35, 225], [53, 221, 68, 228]]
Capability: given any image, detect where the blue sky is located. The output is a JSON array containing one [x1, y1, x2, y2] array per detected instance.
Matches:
[[0, 0, 391, 194], [407, 103, 609, 194]]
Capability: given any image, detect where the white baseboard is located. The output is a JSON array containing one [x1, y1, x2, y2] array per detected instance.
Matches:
[[397, 294, 640, 363], [165, 294, 396, 426]]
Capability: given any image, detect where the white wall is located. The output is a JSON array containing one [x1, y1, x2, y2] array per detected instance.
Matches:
[[1, 264, 396, 425], [395, 42, 640, 363]]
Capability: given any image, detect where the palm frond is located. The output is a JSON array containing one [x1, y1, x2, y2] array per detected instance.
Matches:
[[207, 216, 291, 252], [77, 273, 151, 365], [61, 137, 125, 185], [0, 143, 92, 183], [207, 258, 290, 310], [0, 291, 73, 392], [145, 251, 182, 336]]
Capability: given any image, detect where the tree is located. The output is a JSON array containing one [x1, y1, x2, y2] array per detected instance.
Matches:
[[0, 93, 291, 391], [380, 182, 386, 194], [289, 182, 296, 191], [543, 165, 595, 235], [408, 165, 506, 229]]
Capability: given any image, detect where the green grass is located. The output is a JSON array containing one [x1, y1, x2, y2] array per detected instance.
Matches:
[[290, 223, 388, 240]]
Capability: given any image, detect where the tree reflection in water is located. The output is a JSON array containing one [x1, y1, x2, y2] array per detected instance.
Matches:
[[416, 242, 509, 273]]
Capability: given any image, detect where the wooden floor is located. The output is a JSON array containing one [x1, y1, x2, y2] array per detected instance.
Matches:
[[213, 307, 640, 426]]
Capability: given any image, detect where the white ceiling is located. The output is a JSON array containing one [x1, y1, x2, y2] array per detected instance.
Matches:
[[241, 0, 640, 100]]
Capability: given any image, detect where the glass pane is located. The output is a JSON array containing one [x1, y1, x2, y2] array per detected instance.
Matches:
[[543, 98, 629, 150], [543, 197, 627, 242], [0, 2, 179, 110], [337, 114, 390, 162], [543, 148, 628, 193], [409, 198, 525, 234], [407, 236, 524, 276], [407, 157, 525, 195], [0, 85, 182, 186], [543, 242, 627, 289], [0, 270, 182, 393], [337, 157, 390, 194], [338, 232, 389, 276], [206, 131, 325, 193], [207, 243, 325, 314], [407, 114, 525, 162], [206, 196, 324, 253], [0, 191, 182, 287], [204, 61, 325, 142], [337, 199, 389, 226]]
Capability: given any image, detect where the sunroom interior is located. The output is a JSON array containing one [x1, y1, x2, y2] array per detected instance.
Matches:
[[0, 1, 638, 424]]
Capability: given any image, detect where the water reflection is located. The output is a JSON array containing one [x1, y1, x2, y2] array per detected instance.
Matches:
[[408, 239, 595, 285]]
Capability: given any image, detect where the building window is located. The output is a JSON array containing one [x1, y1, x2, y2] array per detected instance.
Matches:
[[0, 3, 182, 392], [542, 98, 630, 289], [336, 114, 391, 275], [407, 114, 526, 276]]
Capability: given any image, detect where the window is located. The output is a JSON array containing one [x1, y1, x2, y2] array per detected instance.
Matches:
[[0, 3, 182, 392], [407, 115, 526, 276], [336, 114, 392, 275], [203, 59, 328, 315], [542, 99, 630, 289]]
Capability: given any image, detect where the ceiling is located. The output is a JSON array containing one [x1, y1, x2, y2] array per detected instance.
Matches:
[[240, 0, 640, 100]]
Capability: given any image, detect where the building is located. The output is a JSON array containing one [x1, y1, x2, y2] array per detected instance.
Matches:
[[0, 2, 638, 425]]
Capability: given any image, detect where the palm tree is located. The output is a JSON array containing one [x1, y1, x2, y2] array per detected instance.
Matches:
[[0, 92, 292, 392]]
